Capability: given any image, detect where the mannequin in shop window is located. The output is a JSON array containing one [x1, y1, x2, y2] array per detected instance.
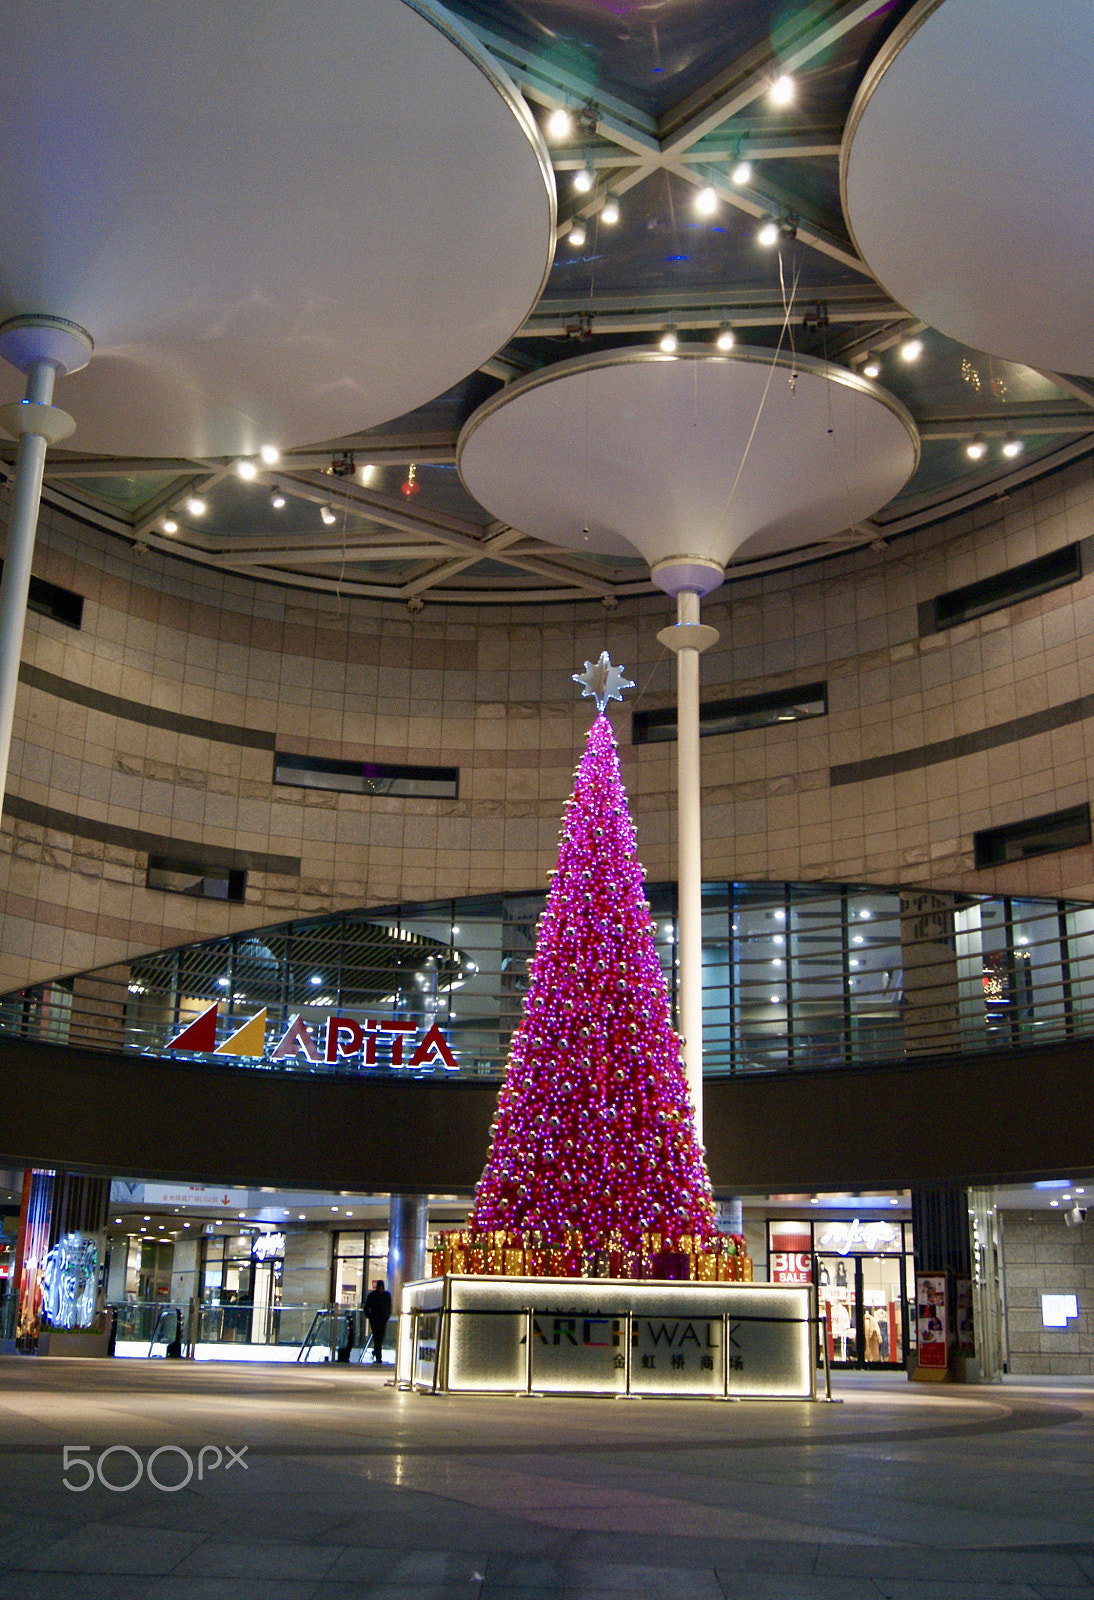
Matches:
[[863, 1307, 881, 1364]]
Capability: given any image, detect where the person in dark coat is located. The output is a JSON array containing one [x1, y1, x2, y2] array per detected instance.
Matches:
[[363, 1279, 392, 1364]]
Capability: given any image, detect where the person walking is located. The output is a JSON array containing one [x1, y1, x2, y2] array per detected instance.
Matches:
[[363, 1279, 392, 1364]]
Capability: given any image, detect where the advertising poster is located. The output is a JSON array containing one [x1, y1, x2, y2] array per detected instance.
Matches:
[[916, 1272, 948, 1368]]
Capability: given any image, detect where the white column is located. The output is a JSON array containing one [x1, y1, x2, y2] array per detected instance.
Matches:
[[655, 567, 720, 1148], [0, 315, 91, 815], [675, 588, 705, 1143]]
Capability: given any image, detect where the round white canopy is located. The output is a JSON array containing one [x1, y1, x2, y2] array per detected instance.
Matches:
[[842, 0, 1094, 377], [0, 0, 554, 456], [458, 347, 919, 583]]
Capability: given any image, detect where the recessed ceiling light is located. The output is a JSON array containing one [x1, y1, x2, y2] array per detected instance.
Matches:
[[770, 73, 795, 105], [547, 107, 572, 140], [260, 444, 280, 465], [695, 184, 718, 215], [731, 159, 752, 186], [185, 496, 206, 516], [237, 459, 257, 481]]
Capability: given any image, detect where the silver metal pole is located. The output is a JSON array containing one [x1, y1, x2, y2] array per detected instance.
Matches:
[[674, 588, 705, 1143]]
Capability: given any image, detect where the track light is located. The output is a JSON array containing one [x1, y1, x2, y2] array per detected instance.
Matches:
[[966, 433, 987, 461], [358, 462, 375, 484], [320, 503, 337, 525], [547, 107, 572, 140], [659, 326, 678, 353], [716, 323, 735, 351], [695, 184, 718, 216], [758, 219, 779, 247], [601, 192, 620, 225], [862, 352, 880, 379], [770, 73, 795, 105], [270, 487, 286, 510], [573, 158, 593, 194], [567, 218, 587, 247], [236, 459, 257, 481], [185, 495, 206, 516], [731, 158, 752, 186], [259, 444, 280, 466], [900, 336, 923, 362], [1002, 430, 1023, 458]]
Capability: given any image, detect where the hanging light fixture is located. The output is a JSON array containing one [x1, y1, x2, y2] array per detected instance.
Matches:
[[659, 326, 678, 353], [573, 157, 593, 194], [236, 458, 257, 481], [568, 218, 587, 247], [758, 218, 779, 247], [862, 352, 881, 379], [547, 107, 572, 140], [600, 192, 620, 225], [966, 433, 987, 461], [401, 462, 421, 497], [695, 184, 718, 216], [731, 156, 751, 186], [1002, 430, 1023, 458], [900, 336, 923, 362], [320, 502, 337, 525], [185, 495, 206, 516], [715, 323, 735, 351], [270, 486, 286, 510], [770, 73, 795, 105]]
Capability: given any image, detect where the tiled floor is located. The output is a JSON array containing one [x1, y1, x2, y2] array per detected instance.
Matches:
[[0, 1361, 1090, 1599]]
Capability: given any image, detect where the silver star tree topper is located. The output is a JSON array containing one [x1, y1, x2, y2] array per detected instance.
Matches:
[[573, 651, 635, 714]]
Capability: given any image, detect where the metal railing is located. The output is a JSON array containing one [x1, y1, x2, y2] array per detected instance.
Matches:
[[4, 884, 1094, 1078]]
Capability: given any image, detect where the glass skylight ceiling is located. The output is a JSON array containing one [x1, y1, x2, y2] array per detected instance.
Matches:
[[11, 0, 1094, 606]]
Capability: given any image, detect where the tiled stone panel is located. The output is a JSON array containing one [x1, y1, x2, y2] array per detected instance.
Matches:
[[3, 450, 1094, 990], [1001, 1210, 1094, 1376]]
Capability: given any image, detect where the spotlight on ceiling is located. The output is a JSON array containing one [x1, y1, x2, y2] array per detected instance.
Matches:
[[185, 495, 206, 516], [270, 487, 286, 510], [567, 218, 587, 247], [715, 323, 735, 351], [770, 73, 795, 105], [695, 184, 718, 216], [547, 107, 572, 140], [236, 459, 257, 481], [601, 192, 620, 225], [573, 159, 593, 194], [162, 517, 178, 534], [659, 326, 678, 353], [358, 462, 375, 484], [966, 433, 987, 461], [731, 158, 752, 186], [259, 444, 280, 466], [320, 503, 337, 526], [862, 352, 881, 379], [1002, 430, 1023, 458], [900, 336, 923, 362], [758, 218, 779, 247]]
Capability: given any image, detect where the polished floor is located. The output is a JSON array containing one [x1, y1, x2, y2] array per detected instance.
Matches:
[[0, 1360, 1090, 1600]]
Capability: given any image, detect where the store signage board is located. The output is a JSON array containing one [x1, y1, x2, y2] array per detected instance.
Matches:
[[110, 1181, 250, 1209], [399, 1276, 814, 1399], [771, 1251, 812, 1284], [165, 1003, 457, 1072], [916, 1272, 948, 1368], [818, 1219, 901, 1255]]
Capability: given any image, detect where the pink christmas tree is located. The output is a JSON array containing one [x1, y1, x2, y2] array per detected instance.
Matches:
[[470, 653, 715, 1256]]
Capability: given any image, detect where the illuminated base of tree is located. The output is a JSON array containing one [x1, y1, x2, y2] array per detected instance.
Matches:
[[433, 1226, 752, 1282]]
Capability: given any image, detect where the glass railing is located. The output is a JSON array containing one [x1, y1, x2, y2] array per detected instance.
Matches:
[[110, 1300, 395, 1362]]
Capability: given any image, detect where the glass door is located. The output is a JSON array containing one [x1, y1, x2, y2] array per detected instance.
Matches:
[[819, 1252, 910, 1367]]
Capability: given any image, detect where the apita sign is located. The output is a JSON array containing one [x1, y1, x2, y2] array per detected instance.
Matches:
[[167, 1003, 457, 1072]]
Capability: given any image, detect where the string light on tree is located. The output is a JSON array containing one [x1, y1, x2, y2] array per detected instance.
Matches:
[[469, 652, 716, 1263]]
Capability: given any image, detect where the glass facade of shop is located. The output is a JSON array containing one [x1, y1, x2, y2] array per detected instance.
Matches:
[[768, 1217, 914, 1370], [4, 882, 1094, 1078]]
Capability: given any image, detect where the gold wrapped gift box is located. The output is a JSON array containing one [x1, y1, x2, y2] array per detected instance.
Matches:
[[430, 1227, 752, 1283]]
